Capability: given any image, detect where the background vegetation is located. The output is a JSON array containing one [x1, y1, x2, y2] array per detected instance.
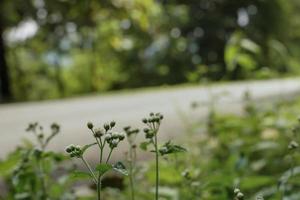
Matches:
[[2, 94, 300, 199], [1, 0, 300, 102]]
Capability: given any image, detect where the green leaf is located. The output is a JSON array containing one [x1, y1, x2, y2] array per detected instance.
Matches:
[[81, 142, 97, 154], [70, 171, 91, 180], [113, 162, 128, 176], [96, 163, 112, 176], [140, 141, 151, 151], [159, 141, 187, 156]]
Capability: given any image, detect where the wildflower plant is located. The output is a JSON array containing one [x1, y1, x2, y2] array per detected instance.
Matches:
[[124, 126, 139, 200], [65, 121, 128, 200], [7, 122, 74, 200], [141, 112, 186, 200]]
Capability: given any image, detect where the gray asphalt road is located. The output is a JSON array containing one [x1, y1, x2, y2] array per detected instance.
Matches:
[[1, 78, 300, 161]]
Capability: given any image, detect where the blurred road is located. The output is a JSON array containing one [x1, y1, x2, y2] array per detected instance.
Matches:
[[1, 78, 300, 161]]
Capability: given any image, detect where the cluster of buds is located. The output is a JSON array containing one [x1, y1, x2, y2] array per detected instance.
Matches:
[[87, 121, 125, 148], [65, 144, 82, 158], [234, 188, 244, 200], [105, 131, 125, 148], [142, 112, 163, 125], [142, 113, 163, 139]]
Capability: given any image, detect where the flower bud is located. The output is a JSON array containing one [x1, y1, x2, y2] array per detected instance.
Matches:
[[110, 121, 116, 128], [142, 118, 148, 124], [51, 123, 60, 134], [143, 128, 149, 133], [87, 122, 94, 130], [112, 132, 119, 139], [236, 192, 244, 200], [104, 134, 112, 141], [124, 126, 131, 132], [94, 128, 103, 137], [234, 188, 240, 195], [118, 132, 125, 140], [104, 123, 110, 131], [65, 147, 72, 153]]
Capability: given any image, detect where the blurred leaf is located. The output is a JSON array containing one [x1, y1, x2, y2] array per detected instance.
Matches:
[[70, 171, 91, 180], [96, 163, 112, 176], [113, 162, 128, 176], [159, 141, 187, 156]]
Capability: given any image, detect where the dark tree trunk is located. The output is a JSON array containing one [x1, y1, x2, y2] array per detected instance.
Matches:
[[0, 21, 12, 102]]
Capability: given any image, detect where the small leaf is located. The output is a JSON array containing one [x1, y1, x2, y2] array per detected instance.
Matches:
[[81, 142, 97, 154], [140, 141, 150, 151], [113, 162, 128, 176], [70, 171, 91, 180], [96, 163, 112, 176], [159, 141, 187, 156]]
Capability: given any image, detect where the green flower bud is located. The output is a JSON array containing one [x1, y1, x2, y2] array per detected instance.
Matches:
[[118, 132, 125, 140], [87, 122, 94, 130], [65, 147, 72, 153], [51, 123, 60, 134], [94, 128, 103, 137], [110, 121, 116, 128], [124, 126, 131, 132], [142, 118, 148, 124], [104, 123, 110, 131], [104, 134, 112, 142]]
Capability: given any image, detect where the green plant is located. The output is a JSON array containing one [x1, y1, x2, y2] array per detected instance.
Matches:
[[141, 112, 186, 200], [0, 122, 75, 200], [124, 126, 139, 200], [65, 121, 128, 200]]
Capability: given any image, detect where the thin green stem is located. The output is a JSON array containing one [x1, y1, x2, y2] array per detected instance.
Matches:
[[38, 158, 47, 199], [154, 134, 159, 200], [129, 146, 135, 200], [81, 157, 97, 184], [106, 148, 113, 164], [97, 175, 102, 200]]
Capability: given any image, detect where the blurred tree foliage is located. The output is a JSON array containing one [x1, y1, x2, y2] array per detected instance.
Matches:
[[0, 0, 300, 101]]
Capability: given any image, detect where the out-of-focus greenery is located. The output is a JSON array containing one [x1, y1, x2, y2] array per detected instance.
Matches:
[[1, 0, 300, 101], [2, 95, 300, 199]]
